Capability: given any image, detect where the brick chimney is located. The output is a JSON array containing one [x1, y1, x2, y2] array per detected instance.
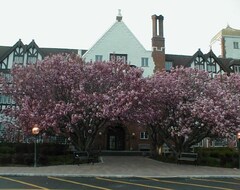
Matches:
[[151, 15, 165, 72]]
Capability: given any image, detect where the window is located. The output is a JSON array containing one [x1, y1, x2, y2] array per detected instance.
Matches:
[[234, 65, 240, 73], [233, 42, 239, 49], [141, 57, 148, 67], [27, 56, 37, 64], [165, 61, 173, 71], [140, 131, 149, 140], [207, 64, 216, 73], [194, 63, 204, 70], [95, 55, 103, 62], [194, 56, 205, 70], [109, 53, 127, 63], [13, 56, 24, 64]]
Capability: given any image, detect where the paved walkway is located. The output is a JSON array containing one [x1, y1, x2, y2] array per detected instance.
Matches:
[[0, 156, 240, 178]]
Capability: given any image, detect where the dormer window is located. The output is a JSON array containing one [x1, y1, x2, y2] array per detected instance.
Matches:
[[207, 64, 216, 73], [13, 55, 24, 64], [194, 63, 204, 70], [193, 56, 205, 70], [27, 56, 37, 64], [13, 47, 24, 64]]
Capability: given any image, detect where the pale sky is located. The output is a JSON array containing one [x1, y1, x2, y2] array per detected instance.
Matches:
[[1, 0, 239, 56]]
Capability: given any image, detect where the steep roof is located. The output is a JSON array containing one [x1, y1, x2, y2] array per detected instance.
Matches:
[[165, 54, 192, 67], [41, 47, 78, 57], [0, 39, 25, 63], [211, 25, 240, 44], [0, 46, 11, 58], [0, 40, 79, 61], [83, 12, 147, 58], [165, 49, 234, 74]]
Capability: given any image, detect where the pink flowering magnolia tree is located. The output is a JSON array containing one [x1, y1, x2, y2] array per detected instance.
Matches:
[[136, 67, 240, 156], [2, 54, 144, 151]]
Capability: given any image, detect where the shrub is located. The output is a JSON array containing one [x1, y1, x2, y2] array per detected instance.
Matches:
[[15, 143, 33, 154], [196, 147, 238, 168], [39, 143, 69, 156], [0, 145, 15, 154], [0, 154, 13, 165], [0, 143, 72, 166]]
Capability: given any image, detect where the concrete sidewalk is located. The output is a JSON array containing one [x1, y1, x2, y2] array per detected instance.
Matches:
[[0, 156, 240, 178]]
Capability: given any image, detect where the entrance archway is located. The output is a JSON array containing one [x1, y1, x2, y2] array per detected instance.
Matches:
[[107, 126, 125, 150]]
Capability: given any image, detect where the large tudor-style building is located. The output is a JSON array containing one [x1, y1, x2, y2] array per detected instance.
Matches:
[[0, 11, 240, 151]]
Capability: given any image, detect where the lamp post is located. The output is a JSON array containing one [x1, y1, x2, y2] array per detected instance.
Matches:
[[130, 132, 135, 151], [32, 125, 40, 167], [237, 132, 240, 169], [98, 131, 102, 151]]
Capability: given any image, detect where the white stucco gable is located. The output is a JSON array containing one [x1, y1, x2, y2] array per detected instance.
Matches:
[[83, 11, 154, 77]]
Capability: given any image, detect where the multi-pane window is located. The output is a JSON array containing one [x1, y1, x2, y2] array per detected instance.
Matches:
[[110, 53, 127, 63], [207, 64, 216, 73], [27, 56, 37, 64], [13, 56, 24, 64], [141, 57, 148, 67], [95, 55, 103, 62], [140, 131, 149, 140], [194, 56, 205, 70], [234, 65, 240, 73], [233, 42, 239, 49], [165, 61, 173, 71], [194, 63, 204, 70]]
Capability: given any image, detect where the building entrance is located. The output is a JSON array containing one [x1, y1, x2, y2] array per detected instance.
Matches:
[[107, 126, 125, 150]]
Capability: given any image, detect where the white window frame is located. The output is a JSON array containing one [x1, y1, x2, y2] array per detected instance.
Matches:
[[140, 131, 149, 140]]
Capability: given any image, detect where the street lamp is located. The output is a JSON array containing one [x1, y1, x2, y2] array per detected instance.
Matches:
[[98, 131, 102, 151], [237, 132, 240, 169], [32, 124, 40, 167]]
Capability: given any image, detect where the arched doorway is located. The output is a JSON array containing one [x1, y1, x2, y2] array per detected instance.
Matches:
[[107, 126, 125, 150]]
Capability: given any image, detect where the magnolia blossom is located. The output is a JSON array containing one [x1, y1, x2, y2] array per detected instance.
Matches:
[[131, 67, 240, 155], [2, 54, 144, 150]]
